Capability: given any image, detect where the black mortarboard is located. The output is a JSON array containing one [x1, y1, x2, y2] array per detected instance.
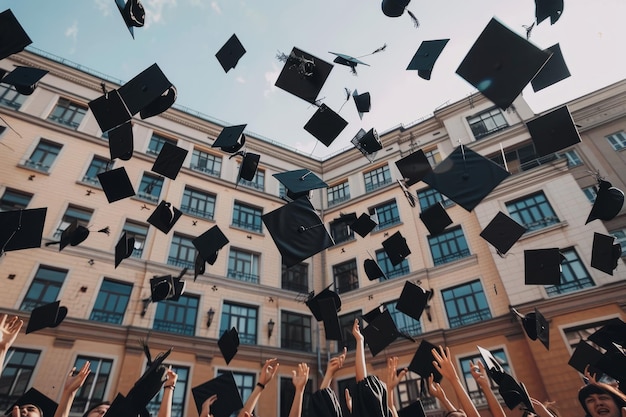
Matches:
[[118, 64, 173, 117], [477, 346, 506, 384], [398, 401, 426, 417], [406, 39, 449, 80], [319, 296, 343, 341], [419, 202, 452, 236], [192, 226, 229, 265], [4, 388, 57, 417], [0, 9, 32, 61], [568, 340, 606, 377], [423, 145, 510, 212], [328, 52, 369, 75], [352, 128, 382, 162], [192, 372, 243, 417], [361, 307, 406, 357], [273, 169, 328, 195], [586, 179, 625, 224], [527, 105, 581, 157], [498, 373, 535, 413], [218, 327, 240, 364], [150, 275, 175, 302], [194, 254, 206, 281], [408, 340, 442, 382], [364, 258, 386, 281], [168, 273, 186, 302], [101, 394, 133, 417], [275, 47, 334, 104], [1, 66, 48, 96], [151, 142, 188, 180], [115, 0, 145, 38], [212, 124, 246, 153], [395, 149, 432, 187], [591, 232, 622, 276], [98, 167, 136, 203], [511, 307, 549, 350], [524, 248, 562, 285], [0, 208, 46, 253], [480, 211, 527, 255], [535, 0, 563, 25], [25, 300, 67, 334], [115, 231, 135, 268], [455, 18, 552, 110], [332, 212, 358, 225], [58, 219, 90, 251], [89, 89, 132, 134], [128, 342, 172, 414], [303, 104, 348, 147], [588, 318, 626, 351], [147, 201, 182, 234], [237, 152, 260, 183], [108, 121, 134, 161], [396, 281, 432, 322], [352, 90, 371, 119], [216, 34, 246, 73], [531, 44, 570, 92], [349, 213, 377, 238], [382, 231, 411, 266], [140, 85, 177, 120], [305, 285, 341, 322]]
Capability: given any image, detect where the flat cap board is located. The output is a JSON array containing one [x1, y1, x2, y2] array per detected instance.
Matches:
[[527, 105, 581, 157], [303, 104, 348, 147], [275, 47, 334, 104], [0, 207, 47, 252]]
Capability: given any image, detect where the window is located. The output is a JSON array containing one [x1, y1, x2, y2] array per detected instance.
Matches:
[[395, 371, 438, 410], [467, 108, 508, 139], [442, 280, 491, 328], [364, 165, 392, 192], [168, 234, 197, 269], [333, 259, 359, 294], [506, 192, 559, 232], [281, 311, 312, 351], [460, 349, 509, 407], [137, 173, 164, 203], [20, 266, 67, 311], [329, 218, 354, 244], [417, 188, 453, 211], [122, 220, 148, 258], [489, 144, 554, 174], [228, 249, 260, 284], [279, 377, 313, 417], [153, 294, 199, 335], [0, 189, 32, 211], [225, 371, 256, 414], [327, 181, 350, 206], [610, 229, 626, 257], [583, 186, 597, 204], [278, 183, 287, 199], [428, 226, 470, 266], [282, 262, 308, 293], [181, 187, 216, 220], [384, 301, 422, 337], [55, 205, 93, 238], [0, 348, 41, 409], [424, 149, 442, 166], [607, 131, 626, 151], [338, 311, 362, 351], [190, 149, 222, 177], [24, 139, 62, 172], [0, 84, 26, 110], [90, 279, 132, 324], [545, 248, 595, 296], [376, 250, 410, 280], [240, 168, 265, 191], [70, 356, 113, 414], [48, 98, 87, 129], [561, 150, 582, 167], [370, 200, 401, 230], [147, 365, 189, 417], [220, 302, 258, 344], [563, 319, 618, 383], [82, 156, 110, 186], [232, 202, 263, 233], [147, 133, 176, 156]]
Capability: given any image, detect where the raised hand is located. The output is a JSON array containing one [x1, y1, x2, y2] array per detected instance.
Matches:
[[431, 345, 459, 381], [386, 357, 407, 392], [259, 358, 279, 386], [201, 394, 217, 417], [352, 318, 363, 342], [0, 314, 23, 350], [468, 360, 489, 389], [292, 363, 310, 391], [64, 361, 91, 394], [164, 367, 178, 388]]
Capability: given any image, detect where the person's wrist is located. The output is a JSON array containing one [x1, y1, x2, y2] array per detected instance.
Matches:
[[256, 382, 265, 390], [164, 384, 175, 391]]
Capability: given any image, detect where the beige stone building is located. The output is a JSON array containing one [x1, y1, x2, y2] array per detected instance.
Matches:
[[0, 49, 624, 417]]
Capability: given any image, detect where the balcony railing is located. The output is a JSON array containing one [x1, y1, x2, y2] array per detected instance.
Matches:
[[0, 98, 22, 110], [81, 176, 100, 186], [281, 279, 308, 293], [23, 159, 51, 172], [448, 308, 491, 328], [136, 192, 159, 204], [167, 257, 194, 270], [365, 177, 393, 193], [190, 164, 220, 177], [89, 310, 124, 325], [328, 194, 351, 207], [239, 179, 264, 191], [180, 205, 214, 220], [231, 220, 262, 233], [48, 115, 80, 129], [227, 270, 260, 284], [433, 248, 471, 266], [153, 320, 195, 336], [374, 217, 401, 231]]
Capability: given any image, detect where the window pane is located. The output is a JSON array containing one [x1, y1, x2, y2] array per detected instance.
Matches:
[[181, 187, 216, 220], [232, 202, 263, 233], [190, 149, 222, 177], [0, 348, 41, 409], [20, 266, 67, 311], [221, 302, 258, 344], [228, 249, 260, 284], [0, 189, 32, 211], [25, 140, 62, 172], [154, 294, 198, 336], [442, 280, 491, 328], [82, 156, 110, 186], [282, 262, 308, 293], [90, 279, 132, 324], [364, 165, 392, 192], [333, 259, 359, 294], [70, 356, 113, 414], [48, 98, 87, 129], [428, 226, 470, 266], [138, 173, 164, 203], [506, 192, 559, 231], [545, 248, 595, 296], [281, 311, 312, 352]]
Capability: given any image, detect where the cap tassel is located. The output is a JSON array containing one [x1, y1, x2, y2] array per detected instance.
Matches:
[[97, 226, 110, 235], [406, 9, 420, 28], [139, 333, 153, 365], [523, 22, 535, 39], [371, 43, 387, 54]]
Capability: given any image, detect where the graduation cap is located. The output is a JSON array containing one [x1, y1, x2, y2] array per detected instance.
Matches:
[[49, 219, 89, 251], [88, 89, 132, 134], [591, 232, 621, 276], [328, 52, 369, 75], [477, 346, 506, 383], [569, 340, 626, 384], [25, 300, 68, 334], [194, 254, 206, 281], [108, 121, 134, 161], [406, 39, 449, 80], [568, 340, 605, 376], [115, 0, 145, 38], [192, 372, 243, 417], [352, 90, 371, 119], [419, 202, 452, 236], [275, 47, 334, 104], [192, 226, 229, 266], [398, 401, 426, 417], [0, 9, 33, 61], [4, 388, 57, 417], [319, 296, 343, 341], [236, 152, 260, 185], [303, 104, 348, 147], [115, 231, 135, 268], [456, 18, 552, 110], [531, 43, 570, 92], [524, 248, 563, 285], [364, 258, 386, 281], [305, 285, 341, 322], [362, 307, 413, 357], [98, 167, 136, 203], [408, 340, 442, 384], [382, 231, 411, 266], [0, 207, 47, 253], [218, 327, 240, 364], [212, 124, 246, 154], [527, 105, 581, 157], [479, 211, 527, 255], [151, 142, 188, 180], [351, 128, 382, 162], [498, 373, 535, 413], [381, 0, 420, 27], [273, 169, 328, 198], [349, 213, 377, 238], [586, 179, 624, 224], [396, 281, 432, 322], [147, 201, 182, 234], [129, 339, 172, 413], [588, 318, 626, 351], [395, 149, 432, 186], [332, 212, 358, 225], [535, 0, 563, 25], [118, 64, 174, 118], [216, 34, 246, 73], [1, 66, 48, 95], [422, 145, 510, 212], [511, 307, 549, 349], [140, 85, 177, 120], [149, 271, 186, 302]]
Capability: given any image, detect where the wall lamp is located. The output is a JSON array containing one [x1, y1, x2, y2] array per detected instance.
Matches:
[[267, 318, 275, 339], [207, 308, 215, 328]]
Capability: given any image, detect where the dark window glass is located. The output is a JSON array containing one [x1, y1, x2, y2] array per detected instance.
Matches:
[[228, 249, 260, 284], [147, 133, 176, 156], [137, 173, 163, 203], [327, 182, 350, 206], [0, 189, 32, 211], [376, 250, 410, 280], [442, 280, 491, 328], [20, 266, 67, 311], [364, 165, 392, 192], [0, 348, 41, 409], [168, 234, 196, 269], [69, 356, 113, 414], [90, 279, 133, 324], [428, 226, 470, 266], [506, 192, 559, 232], [82, 156, 110, 186], [153, 294, 199, 336], [48, 98, 87, 129], [467, 108, 508, 140], [333, 259, 359, 294], [190, 149, 222, 177], [181, 187, 216, 220], [220, 302, 258, 345], [25, 140, 62, 172], [281, 311, 312, 352], [545, 248, 595, 296], [370, 200, 401, 230], [232, 202, 263, 233], [281, 262, 308, 293]]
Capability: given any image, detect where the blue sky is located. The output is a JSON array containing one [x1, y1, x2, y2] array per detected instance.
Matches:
[[5, 0, 626, 158]]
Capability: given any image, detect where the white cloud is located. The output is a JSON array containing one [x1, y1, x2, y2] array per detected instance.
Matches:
[[236, 76, 246, 84], [263, 63, 280, 97], [93, 0, 112, 16], [210, 1, 222, 14], [65, 21, 79, 54]]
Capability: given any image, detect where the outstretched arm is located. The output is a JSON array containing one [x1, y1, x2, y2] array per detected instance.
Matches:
[[321, 347, 346, 390], [237, 358, 279, 417], [289, 363, 310, 417], [386, 357, 407, 417], [432, 346, 480, 417], [584, 365, 626, 402], [0, 314, 23, 372], [53, 361, 92, 417], [157, 368, 178, 417], [352, 319, 366, 382], [469, 360, 505, 417], [199, 395, 217, 417], [428, 373, 457, 412]]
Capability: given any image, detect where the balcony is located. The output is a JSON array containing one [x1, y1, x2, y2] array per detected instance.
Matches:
[[23, 159, 50, 173], [433, 248, 471, 266], [180, 205, 214, 220], [136, 192, 159, 204], [227, 269, 259, 284], [48, 115, 80, 129], [448, 308, 491, 328], [365, 177, 393, 193], [167, 257, 194, 270], [190, 164, 220, 177]]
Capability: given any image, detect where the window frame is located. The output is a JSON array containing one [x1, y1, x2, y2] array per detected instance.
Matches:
[[239, 168, 265, 191], [606, 131, 626, 151], [48, 98, 87, 129], [227, 248, 260, 284], [190, 148, 222, 177], [545, 247, 595, 297], [281, 262, 309, 293], [220, 302, 258, 345], [467, 108, 508, 140], [364, 165, 392, 192], [0, 348, 41, 408], [0, 84, 26, 110], [137, 173, 164, 204], [69, 355, 114, 414], [122, 220, 149, 259], [181, 186, 216, 220], [153, 294, 199, 336], [0, 188, 32, 211], [55, 204, 93, 239], [280, 310, 312, 352], [147, 364, 190, 417], [428, 226, 470, 266], [327, 181, 350, 207], [168, 233, 197, 269], [442, 279, 492, 328], [82, 156, 110, 187], [24, 139, 62, 173], [333, 259, 359, 294], [459, 349, 510, 407], [505, 191, 560, 232], [232, 201, 263, 233], [376, 249, 410, 280], [147, 133, 177, 156], [369, 199, 401, 230], [20, 265, 67, 311], [89, 278, 133, 325]]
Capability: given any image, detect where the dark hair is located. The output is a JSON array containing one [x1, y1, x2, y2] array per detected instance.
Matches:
[[578, 384, 626, 415], [81, 401, 111, 417]]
